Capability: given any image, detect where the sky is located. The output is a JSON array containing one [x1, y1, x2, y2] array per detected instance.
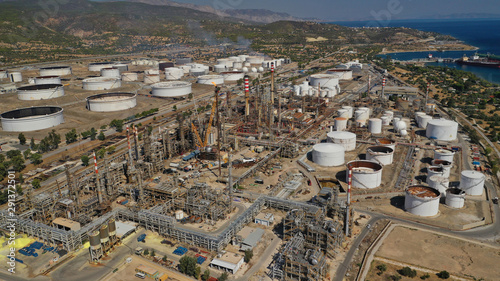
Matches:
[[172, 0, 500, 21]]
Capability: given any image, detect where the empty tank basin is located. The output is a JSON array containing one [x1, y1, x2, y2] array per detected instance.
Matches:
[[346, 160, 382, 189], [86, 92, 137, 112], [1, 106, 64, 132]]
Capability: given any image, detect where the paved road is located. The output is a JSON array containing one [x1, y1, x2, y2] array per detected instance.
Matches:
[[235, 232, 280, 281]]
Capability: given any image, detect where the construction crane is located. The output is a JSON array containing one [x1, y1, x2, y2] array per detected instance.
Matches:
[[191, 97, 217, 149]]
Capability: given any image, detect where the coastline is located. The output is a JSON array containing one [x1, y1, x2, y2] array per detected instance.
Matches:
[[379, 45, 478, 55]]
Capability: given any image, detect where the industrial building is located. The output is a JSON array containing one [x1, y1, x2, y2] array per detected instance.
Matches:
[[210, 252, 245, 274]]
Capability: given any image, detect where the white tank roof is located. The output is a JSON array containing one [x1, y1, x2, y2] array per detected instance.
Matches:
[[313, 143, 345, 153], [327, 131, 356, 140], [461, 170, 485, 179]]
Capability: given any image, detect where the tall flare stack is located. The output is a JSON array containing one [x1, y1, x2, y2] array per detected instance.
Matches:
[[270, 62, 275, 105], [93, 151, 103, 204], [244, 75, 250, 117]]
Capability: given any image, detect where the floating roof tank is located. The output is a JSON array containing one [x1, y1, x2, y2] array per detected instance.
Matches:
[[405, 185, 440, 217], [346, 160, 383, 189], [327, 131, 356, 151]]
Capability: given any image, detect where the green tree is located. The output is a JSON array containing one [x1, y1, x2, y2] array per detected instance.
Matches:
[[485, 147, 493, 156], [30, 137, 37, 150], [110, 119, 124, 132], [98, 131, 106, 141], [30, 153, 43, 165], [218, 272, 229, 281], [97, 148, 106, 159], [399, 266, 416, 277], [201, 269, 210, 281], [162, 255, 168, 262], [23, 149, 32, 159], [65, 129, 78, 144], [390, 275, 402, 281], [19, 173, 24, 184], [6, 150, 22, 159], [421, 273, 430, 280], [173, 105, 177, 111], [32, 178, 41, 189], [179, 256, 197, 277], [48, 130, 61, 149], [10, 156, 25, 172], [89, 128, 98, 140], [107, 145, 116, 154], [16, 185, 23, 196], [244, 249, 253, 263], [143, 248, 149, 256], [377, 264, 387, 275], [437, 271, 450, 279], [188, 93, 193, 100], [18, 133, 26, 145], [81, 155, 90, 166], [150, 249, 155, 257]]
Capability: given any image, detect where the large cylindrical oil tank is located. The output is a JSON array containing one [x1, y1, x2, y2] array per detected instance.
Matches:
[[145, 69, 160, 75], [347, 160, 383, 189], [426, 119, 458, 141], [101, 67, 120, 78], [165, 67, 184, 80], [427, 166, 447, 179], [309, 74, 339, 89], [89, 62, 114, 72], [326, 69, 353, 80], [445, 188, 465, 208], [368, 118, 382, 134], [415, 112, 426, 127], [1, 106, 64, 132], [176, 57, 192, 65], [459, 170, 485, 196], [420, 115, 433, 129], [366, 146, 394, 165], [112, 63, 129, 72], [384, 111, 394, 119], [39, 66, 72, 76], [337, 109, 349, 118], [334, 117, 348, 131], [354, 110, 367, 121], [376, 138, 396, 151], [83, 77, 121, 90], [405, 185, 440, 217], [214, 64, 227, 73], [159, 62, 175, 71], [327, 131, 356, 151], [431, 159, 452, 178], [221, 71, 244, 82], [426, 175, 449, 194], [108, 219, 117, 237], [434, 149, 455, 163], [381, 116, 390, 126], [121, 72, 138, 82], [34, 76, 61, 85], [358, 107, 370, 117], [17, 84, 64, 100], [9, 72, 22, 82], [312, 143, 345, 167], [86, 93, 137, 112], [342, 106, 353, 118], [89, 231, 101, 249], [99, 224, 109, 244], [152, 81, 192, 98], [197, 75, 224, 85], [144, 74, 160, 84]]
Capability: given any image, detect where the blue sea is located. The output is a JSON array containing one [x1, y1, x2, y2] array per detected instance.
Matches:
[[331, 18, 500, 85]]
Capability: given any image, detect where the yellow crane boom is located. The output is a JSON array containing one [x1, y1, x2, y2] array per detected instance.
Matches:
[[191, 122, 203, 147]]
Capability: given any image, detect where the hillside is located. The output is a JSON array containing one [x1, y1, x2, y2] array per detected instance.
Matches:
[[0, 0, 468, 65]]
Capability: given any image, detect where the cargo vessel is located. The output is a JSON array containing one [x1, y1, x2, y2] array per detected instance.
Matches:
[[456, 54, 500, 68]]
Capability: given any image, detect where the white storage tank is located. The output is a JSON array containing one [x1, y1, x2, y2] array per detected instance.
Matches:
[[368, 118, 382, 134], [427, 166, 447, 179], [366, 146, 394, 165], [39, 66, 72, 76], [342, 106, 353, 118], [445, 188, 466, 208], [86, 92, 137, 112], [17, 84, 64, 100], [326, 69, 353, 80], [459, 170, 485, 196], [112, 63, 128, 72], [1, 106, 64, 132], [420, 115, 433, 129], [175, 210, 184, 220], [197, 75, 224, 85], [151, 81, 192, 98], [334, 117, 348, 131], [165, 67, 184, 80], [394, 120, 407, 133], [121, 72, 138, 82], [337, 109, 349, 118], [434, 148, 455, 163], [101, 67, 120, 78], [415, 112, 426, 126], [346, 160, 383, 189], [376, 138, 396, 151], [309, 74, 339, 89], [405, 185, 440, 217], [312, 143, 345, 167], [145, 69, 160, 75], [0, 69, 7, 80], [89, 62, 114, 72], [214, 64, 226, 73], [327, 131, 356, 151], [431, 159, 452, 178], [144, 74, 161, 84], [381, 116, 390, 126], [221, 71, 244, 82], [358, 107, 370, 117], [9, 72, 22, 82], [426, 175, 449, 194], [426, 119, 458, 141], [34, 76, 61, 85], [384, 111, 394, 119], [83, 77, 121, 90], [354, 109, 367, 121]]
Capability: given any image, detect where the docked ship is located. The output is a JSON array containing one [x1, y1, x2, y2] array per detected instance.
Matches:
[[456, 54, 500, 68]]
